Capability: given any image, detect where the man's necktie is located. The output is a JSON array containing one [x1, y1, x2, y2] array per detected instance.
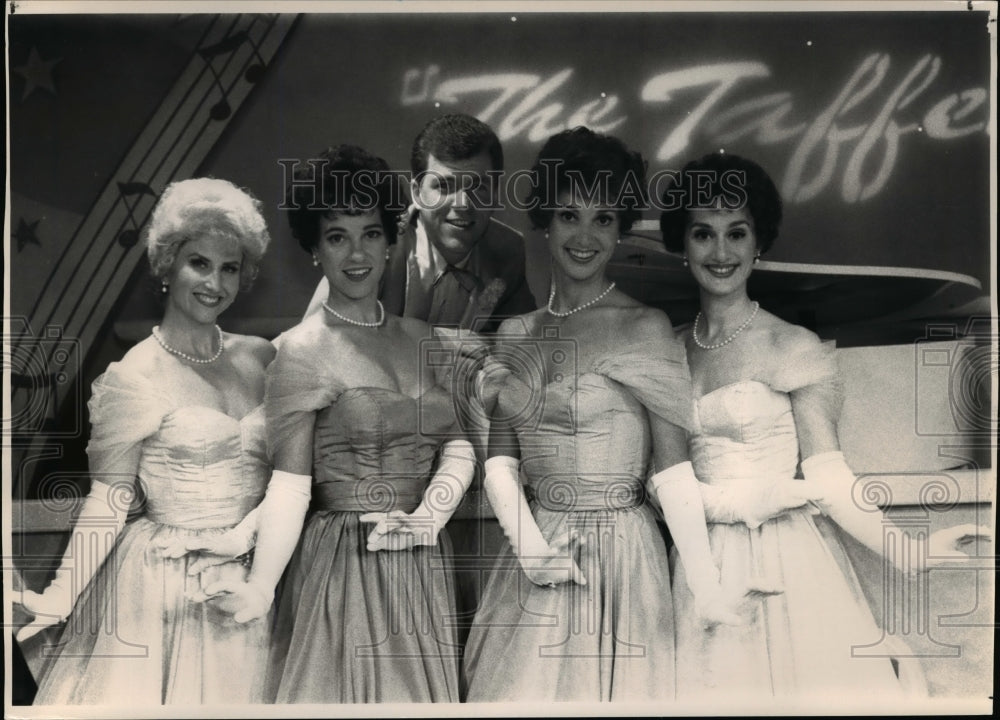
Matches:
[[428, 265, 482, 326]]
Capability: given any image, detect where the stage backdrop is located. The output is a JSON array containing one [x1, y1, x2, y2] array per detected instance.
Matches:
[[194, 10, 992, 327], [11, 11, 991, 344], [7, 9, 993, 495]]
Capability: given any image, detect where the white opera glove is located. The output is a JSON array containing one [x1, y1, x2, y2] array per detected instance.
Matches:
[[194, 469, 311, 624], [157, 505, 260, 575], [651, 462, 781, 628], [802, 451, 991, 575], [483, 455, 587, 588], [362, 439, 476, 551], [801, 451, 887, 557], [699, 479, 827, 529], [16, 479, 129, 642]]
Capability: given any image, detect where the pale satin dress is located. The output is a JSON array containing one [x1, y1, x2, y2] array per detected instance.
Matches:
[[33, 362, 271, 704], [463, 336, 694, 702], [264, 317, 462, 703], [672, 342, 918, 699]]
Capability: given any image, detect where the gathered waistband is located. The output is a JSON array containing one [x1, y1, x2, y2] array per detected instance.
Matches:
[[145, 501, 257, 529], [312, 477, 426, 513], [525, 477, 645, 512]]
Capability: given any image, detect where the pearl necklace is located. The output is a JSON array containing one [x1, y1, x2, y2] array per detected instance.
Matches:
[[152, 325, 224, 364], [547, 282, 616, 318], [693, 301, 760, 350], [322, 299, 385, 327]]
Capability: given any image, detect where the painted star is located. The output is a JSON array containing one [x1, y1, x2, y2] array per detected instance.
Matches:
[[13, 47, 61, 101], [15, 218, 42, 252]]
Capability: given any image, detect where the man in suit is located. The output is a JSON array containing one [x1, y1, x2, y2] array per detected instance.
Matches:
[[304, 114, 536, 331]]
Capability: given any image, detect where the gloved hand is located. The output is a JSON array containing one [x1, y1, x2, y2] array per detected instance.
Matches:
[[483, 455, 586, 588]]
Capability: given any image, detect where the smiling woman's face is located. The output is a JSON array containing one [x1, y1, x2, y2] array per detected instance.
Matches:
[[165, 234, 242, 325], [315, 210, 387, 304], [684, 206, 758, 297], [547, 189, 620, 284]]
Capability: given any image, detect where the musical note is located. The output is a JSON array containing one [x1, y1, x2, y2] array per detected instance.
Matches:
[[116, 181, 157, 248], [201, 61, 230, 119], [198, 33, 246, 120], [242, 32, 267, 84], [199, 31, 250, 59], [197, 30, 270, 118]]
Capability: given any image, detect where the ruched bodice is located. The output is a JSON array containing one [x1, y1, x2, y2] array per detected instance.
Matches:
[[691, 381, 799, 486], [499, 373, 651, 509], [673, 339, 913, 699], [464, 332, 693, 702], [491, 337, 693, 513], [311, 387, 455, 513], [34, 358, 271, 705], [263, 317, 463, 703], [138, 405, 268, 528]]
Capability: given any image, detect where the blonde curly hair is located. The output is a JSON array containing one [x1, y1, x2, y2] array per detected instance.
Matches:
[[146, 177, 270, 291]]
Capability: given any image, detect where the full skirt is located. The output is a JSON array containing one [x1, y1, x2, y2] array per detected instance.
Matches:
[[672, 508, 922, 699], [463, 503, 676, 702], [266, 510, 461, 703], [33, 517, 270, 705]]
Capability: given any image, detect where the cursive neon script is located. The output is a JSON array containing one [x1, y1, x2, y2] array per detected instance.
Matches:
[[400, 55, 986, 203]]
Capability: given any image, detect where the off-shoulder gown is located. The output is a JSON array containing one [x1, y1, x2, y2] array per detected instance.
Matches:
[[672, 342, 917, 698], [463, 336, 694, 702], [264, 319, 462, 703], [33, 363, 271, 705]]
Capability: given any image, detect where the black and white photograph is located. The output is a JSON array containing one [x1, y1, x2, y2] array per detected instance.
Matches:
[[4, 1, 996, 716]]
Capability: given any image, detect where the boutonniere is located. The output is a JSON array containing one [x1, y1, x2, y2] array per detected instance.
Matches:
[[476, 278, 506, 315], [462, 278, 507, 333]]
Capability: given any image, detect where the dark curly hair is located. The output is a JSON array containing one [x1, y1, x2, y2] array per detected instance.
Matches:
[[285, 145, 402, 252], [526, 127, 648, 233], [411, 114, 503, 178], [659, 152, 783, 255]]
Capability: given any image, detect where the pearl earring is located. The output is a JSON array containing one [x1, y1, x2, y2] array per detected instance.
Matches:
[[385, 250, 391, 261], [161, 281, 169, 293], [682, 256, 688, 267], [753, 253, 761, 264], [312, 255, 319, 267], [544, 231, 549, 239]]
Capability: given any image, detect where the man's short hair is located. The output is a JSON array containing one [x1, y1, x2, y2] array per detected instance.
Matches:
[[410, 114, 503, 178]]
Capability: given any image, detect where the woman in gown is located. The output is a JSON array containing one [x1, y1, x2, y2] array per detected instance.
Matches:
[[659, 152, 989, 700], [15, 178, 274, 704], [463, 128, 755, 702], [201, 144, 475, 703]]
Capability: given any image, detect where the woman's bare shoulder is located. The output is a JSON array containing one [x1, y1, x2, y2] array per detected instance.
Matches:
[[616, 304, 677, 343], [758, 312, 822, 354], [225, 333, 276, 366]]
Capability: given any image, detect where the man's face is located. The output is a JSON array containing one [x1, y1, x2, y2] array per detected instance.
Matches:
[[411, 151, 499, 265]]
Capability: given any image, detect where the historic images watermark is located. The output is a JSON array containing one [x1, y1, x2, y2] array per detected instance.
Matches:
[[277, 160, 751, 214]]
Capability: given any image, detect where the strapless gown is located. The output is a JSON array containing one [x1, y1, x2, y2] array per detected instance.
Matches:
[[672, 343, 916, 699], [33, 363, 271, 705], [264, 322, 462, 703], [463, 336, 694, 702]]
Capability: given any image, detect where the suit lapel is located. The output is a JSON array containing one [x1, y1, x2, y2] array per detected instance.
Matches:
[[380, 225, 412, 316]]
